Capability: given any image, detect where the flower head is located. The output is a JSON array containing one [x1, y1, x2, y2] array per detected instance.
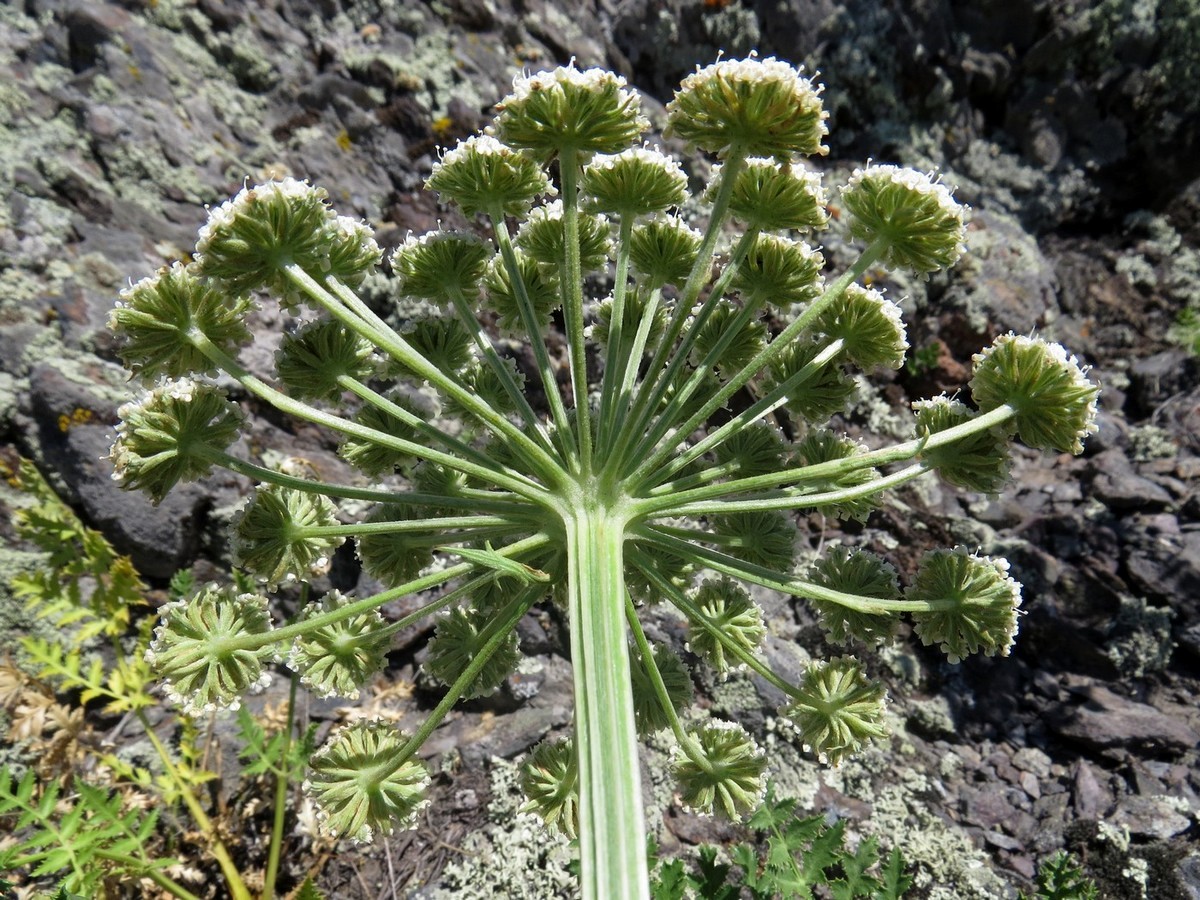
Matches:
[[674, 720, 767, 818], [687, 578, 765, 674], [813, 284, 908, 370], [969, 333, 1099, 455], [305, 720, 430, 842], [520, 738, 579, 839], [356, 504, 435, 586], [109, 379, 243, 504], [232, 484, 343, 587], [840, 165, 966, 274], [339, 398, 422, 476], [690, 301, 767, 380], [582, 146, 688, 217], [628, 215, 704, 288], [629, 643, 694, 735], [666, 56, 827, 160], [806, 546, 900, 646], [720, 157, 828, 232], [731, 234, 824, 308], [493, 65, 648, 160], [782, 657, 888, 765], [790, 429, 880, 522], [390, 230, 492, 302], [110, 263, 253, 381], [276, 318, 375, 403], [483, 250, 560, 334], [287, 590, 390, 699], [517, 200, 612, 271], [145, 584, 275, 714], [765, 338, 853, 422], [423, 606, 521, 699], [427, 134, 552, 217], [914, 396, 1011, 493], [906, 547, 1023, 663], [195, 179, 378, 306]]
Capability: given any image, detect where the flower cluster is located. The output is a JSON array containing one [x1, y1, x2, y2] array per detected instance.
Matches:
[[108, 53, 1099, 896]]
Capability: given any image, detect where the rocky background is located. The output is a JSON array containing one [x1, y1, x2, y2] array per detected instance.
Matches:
[[1, 0, 1198, 897]]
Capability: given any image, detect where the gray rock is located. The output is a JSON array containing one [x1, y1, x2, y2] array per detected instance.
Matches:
[[1049, 683, 1200, 755], [1107, 794, 1192, 840]]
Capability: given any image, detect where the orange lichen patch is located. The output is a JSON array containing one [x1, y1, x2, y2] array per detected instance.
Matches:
[[58, 408, 95, 433]]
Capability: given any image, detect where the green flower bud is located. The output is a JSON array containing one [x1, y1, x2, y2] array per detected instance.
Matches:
[[232, 484, 343, 587], [665, 56, 827, 160], [517, 200, 612, 271], [444, 358, 525, 420], [424, 606, 521, 699], [493, 65, 648, 160], [813, 284, 908, 370], [719, 157, 828, 232], [305, 720, 430, 841], [969, 333, 1099, 455], [427, 134, 553, 217], [790, 429, 880, 523], [674, 720, 767, 819], [339, 397, 422, 476], [840, 164, 966, 274], [276, 318, 375, 403], [356, 504, 435, 586], [711, 422, 787, 479], [782, 656, 888, 765], [287, 590, 389, 699], [520, 738, 579, 839], [765, 337, 854, 422], [483, 250, 560, 334], [688, 578, 766, 674], [628, 214, 705, 288], [806, 546, 900, 646], [710, 511, 796, 572], [195, 179, 378, 307], [907, 547, 1023, 664], [390, 231, 492, 302], [109, 379, 243, 504], [146, 584, 275, 715], [629, 643, 694, 735], [913, 396, 1011, 493], [400, 316, 474, 377], [731, 233, 824, 308], [690, 301, 767, 381], [626, 543, 695, 605], [591, 287, 668, 353], [582, 146, 688, 217], [110, 262, 253, 381]]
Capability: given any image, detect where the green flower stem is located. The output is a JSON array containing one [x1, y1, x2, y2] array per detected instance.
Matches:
[[640, 526, 967, 615], [263, 671, 298, 900], [634, 403, 1017, 518], [225, 532, 552, 651], [657, 461, 931, 517], [204, 448, 526, 513], [614, 154, 749, 475], [623, 592, 693, 747], [596, 214, 636, 459], [371, 571, 501, 642], [135, 710, 253, 900], [605, 284, 664, 461], [645, 338, 845, 492], [624, 226, 761, 469], [488, 209, 580, 467], [339, 374, 532, 483], [627, 238, 890, 488], [627, 548, 799, 700], [186, 331, 554, 506], [558, 147, 595, 473], [445, 282, 559, 457], [293, 515, 524, 538], [294, 267, 568, 488], [564, 504, 648, 900], [388, 582, 544, 767]]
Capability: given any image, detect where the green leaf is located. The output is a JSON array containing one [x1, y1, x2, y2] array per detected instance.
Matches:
[[294, 876, 329, 900], [876, 846, 912, 899]]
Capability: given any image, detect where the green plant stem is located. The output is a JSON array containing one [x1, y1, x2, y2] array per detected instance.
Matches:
[[224, 532, 551, 651], [564, 503, 648, 900], [91, 851, 203, 900], [596, 214, 636, 458], [446, 282, 559, 457], [186, 331, 554, 506], [135, 710, 253, 900], [290, 267, 569, 488], [489, 209, 580, 467], [623, 593, 692, 747], [558, 147, 595, 473], [263, 672, 298, 900], [294, 516, 523, 538], [627, 238, 890, 487], [605, 284, 663, 468], [633, 403, 1017, 518]]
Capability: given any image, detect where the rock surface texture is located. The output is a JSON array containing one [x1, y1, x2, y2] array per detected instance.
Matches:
[[0, 1, 1197, 897]]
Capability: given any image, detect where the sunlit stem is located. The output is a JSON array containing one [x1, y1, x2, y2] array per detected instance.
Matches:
[[558, 147, 594, 473], [596, 214, 636, 459]]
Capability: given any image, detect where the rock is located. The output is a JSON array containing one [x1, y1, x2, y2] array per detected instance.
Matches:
[[1107, 795, 1192, 840], [1088, 449, 1174, 511], [1072, 758, 1114, 819], [1049, 683, 1200, 755]]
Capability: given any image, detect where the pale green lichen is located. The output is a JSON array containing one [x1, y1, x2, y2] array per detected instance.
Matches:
[[1106, 594, 1174, 678]]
